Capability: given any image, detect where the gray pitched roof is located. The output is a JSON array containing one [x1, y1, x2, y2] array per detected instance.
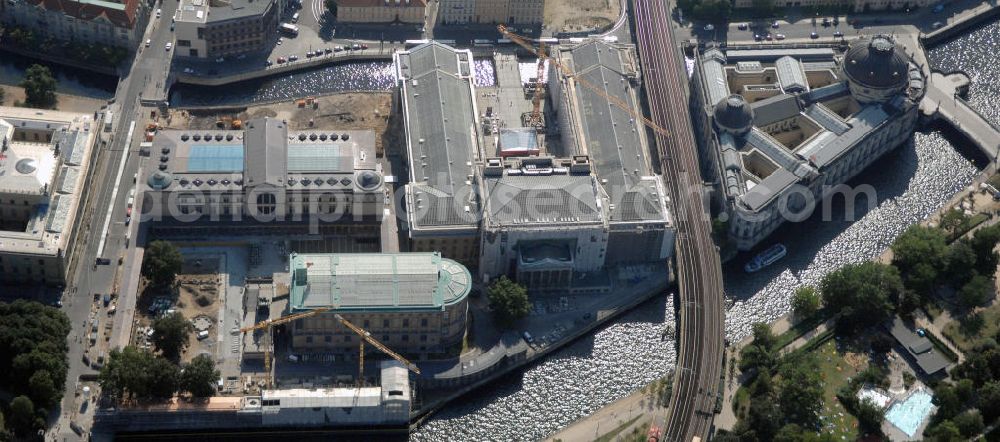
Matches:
[[484, 174, 602, 226], [751, 93, 801, 127], [244, 118, 287, 187], [775, 56, 809, 93], [888, 317, 950, 375], [562, 41, 664, 223], [397, 42, 481, 231]]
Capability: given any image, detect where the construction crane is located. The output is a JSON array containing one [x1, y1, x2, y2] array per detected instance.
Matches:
[[497, 25, 670, 139], [332, 313, 421, 386], [527, 40, 547, 130], [240, 307, 331, 388]]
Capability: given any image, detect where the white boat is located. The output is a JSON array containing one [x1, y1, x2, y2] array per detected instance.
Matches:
[[744, 243, 787, 273]]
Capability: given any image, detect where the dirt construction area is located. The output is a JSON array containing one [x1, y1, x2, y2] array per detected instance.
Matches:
[[544, 0, 620, 34], [165, 92, 396, 156], [134, 257, 224, 364]]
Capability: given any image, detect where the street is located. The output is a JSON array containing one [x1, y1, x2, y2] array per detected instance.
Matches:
[[51, 0, 178, 438]]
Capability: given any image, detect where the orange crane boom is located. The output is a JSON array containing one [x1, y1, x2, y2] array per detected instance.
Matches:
[[497, 25, 670, 139], [334, 313, 421, 377], [240, 307, 331, 387]]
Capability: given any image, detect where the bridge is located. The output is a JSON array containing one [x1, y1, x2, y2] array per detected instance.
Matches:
[[920, 71, 1000, 162]]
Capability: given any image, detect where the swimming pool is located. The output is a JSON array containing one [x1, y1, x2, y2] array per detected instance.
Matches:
[[885, 389, 935, 437]]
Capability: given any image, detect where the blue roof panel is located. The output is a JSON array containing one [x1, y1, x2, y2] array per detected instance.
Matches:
[[187, 144, 245, 172]]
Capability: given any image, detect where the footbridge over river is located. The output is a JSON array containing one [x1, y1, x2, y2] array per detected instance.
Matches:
[[920, 71, 1000, 162]]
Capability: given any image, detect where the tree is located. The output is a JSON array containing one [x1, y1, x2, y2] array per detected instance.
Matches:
[[791, 286, 820, 319], [100, 346, 178, 400], [820, 262, 903, 334], [891, 225, 948, 295], [487, 277, 530, 328], [773, 424, 804, 442], [945, 239, 978, 287], [152, 312, 194, 361], [970, 223, 1000, 275], [751, 322, 776, 350], [180, 354, 220, 397], [958, 274, 993, 309], [28, 370, 58, 409], [951, 409, 983, 438], [925, 420, 963, 442], [746, 395, 782, 440], [7, 396, 35, 436], [855, 398, 885, 434], [938, 209, 969, 238], [932, 384, 962, 421], [776, 354, 823, 427], [324, 0, 338, 17], [19, 64, 57, 109], [977, 381, 1000, 421], [142, 240, 183, 287]]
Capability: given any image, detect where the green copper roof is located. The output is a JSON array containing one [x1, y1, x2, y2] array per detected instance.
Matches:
[[289, 252, 471, 312]]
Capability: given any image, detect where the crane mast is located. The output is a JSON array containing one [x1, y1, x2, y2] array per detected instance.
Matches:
[[496, 25, 670, 139], [240, 307, 331, 388]]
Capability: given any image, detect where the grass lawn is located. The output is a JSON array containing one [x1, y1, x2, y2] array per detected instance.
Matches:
[[593, 415, 642, 442], [943, 303, 1000, 352], [770, 308, 833, 352], [812, 339, 864, 440]]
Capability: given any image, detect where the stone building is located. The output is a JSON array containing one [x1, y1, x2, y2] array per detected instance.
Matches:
[[335, 0, 426, 24], [172, 0, 279, 59], [0, 0, 146, 48], [0, 107, 98, 285], [689, 37, 925, 251], [437, 0, 543, 25], [142, 118, 384, 226], [287, 252, 471, 357]]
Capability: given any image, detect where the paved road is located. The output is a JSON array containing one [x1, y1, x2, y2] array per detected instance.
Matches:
[[52, 0, 178, 438], [633, 0, 726, 441]]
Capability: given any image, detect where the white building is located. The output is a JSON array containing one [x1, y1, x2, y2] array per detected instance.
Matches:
[[437, 0, 544, 25], [689, 37, 925, 251], [0, 107, 98, 285]]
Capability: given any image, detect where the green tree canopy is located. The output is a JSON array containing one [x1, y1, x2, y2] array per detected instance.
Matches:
[[100, 346, 179, 401], [487, 277, 530, 328], [932, 383, 962, 421], [20, 64, 57, 109], [938, 209, 969, 237], [739, 322, 779, 376], [820, 261, 903, 333], [142, 240, 183, 287], [891, 225, 949, 295], [7, 396, 35, 436], [181, 354, 220, 397], [775, 354, 824, 428], [152, 312, 194, 361], [28, 370, 58, 409], [977, 380, 1000, 422], [951, 409, 983, 438], [970, 223, 1000, 275], [855, 398, 885, 434], [958, 274, 993, 309], [791, 286, 820, 319], [0, 300, 70, 408], [925, 420, 963, 442], [945, 239, 978, 287]]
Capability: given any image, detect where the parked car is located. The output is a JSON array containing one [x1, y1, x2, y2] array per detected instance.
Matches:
[[833, 31, 844, 38], [156, 8, 162, 17], [165, 42, 172, 50], [183, 67, 194, 73], [522, 331, 534, 344], [810, 32, 819, 39], [703, 24, 715, 31], [737, 22, 748, 30], [324, 47, 333, 54], [771, 21, 780, 28], [766, 33, 773, 41], [306, 51, 314, 58], [334, 45, 344, 52], [197, 330, 210, 340], [277, 57, 287, 63], [754, 34, 762, 41], [289, 55, 298, 61], [351, 43, 361, 51], [775, 33, 786, 40], [145, 39, 151, 47]]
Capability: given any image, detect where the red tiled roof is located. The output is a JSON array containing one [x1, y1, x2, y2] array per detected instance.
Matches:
[[24, 0, 138, 29]]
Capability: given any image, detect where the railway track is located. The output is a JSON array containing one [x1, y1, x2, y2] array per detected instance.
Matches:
[[632, 1, 726, 440]]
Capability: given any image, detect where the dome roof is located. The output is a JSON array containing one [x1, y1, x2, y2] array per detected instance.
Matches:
[[14, 158, 37, 174], [713, 95, 754, 134], [356, 171, 382, 191], [147, 171, 173, 190], [843, 36, 908, 89]]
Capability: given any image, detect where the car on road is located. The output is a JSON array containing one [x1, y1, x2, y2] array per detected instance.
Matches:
[[291, 12, 299, 23], [771, 21, 779, 28], [306, 51, 314, 58], [165, 42, 172, 51], [324, 47, 333, 54], [351, 43, 361, 51], [522, 331, 534, 344], [833, 31, 844, 37], [833, 16, 839, 25], [156, 8, 161, 17], [170, 23, 174, 31], [361, 43, 368, 49], [775, 33, 785, 40], [265, 60, 272, 66], [737, 22, 748, 30], [182, 67, 194, 73], [754, 34, 762, 41], [215, 57, 225, 63], [145, 39, 151, 47], [703, 24, 714, 31], [277, 56, 287, 63], [765, 33, 773, 41], [822, 17, 830, 26], [289, 55, 298, 61], [334, 45, 344, 52], [810, 32, 819, 39]]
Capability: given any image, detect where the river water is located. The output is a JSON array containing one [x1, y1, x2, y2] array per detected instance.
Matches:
[[0, 19, 996, 442], [0, 50, 117, 99]]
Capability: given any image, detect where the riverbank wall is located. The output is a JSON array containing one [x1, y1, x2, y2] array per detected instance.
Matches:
[[409, 271, 673, 429], [921, 2, 1000, 47], [174, 52, 394, 87], [0, 46, 120, 76]]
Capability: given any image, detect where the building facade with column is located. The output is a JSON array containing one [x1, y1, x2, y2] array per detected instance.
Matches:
[[335, 0, 426, 24]]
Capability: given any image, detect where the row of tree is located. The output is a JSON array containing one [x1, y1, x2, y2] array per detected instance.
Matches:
[[100, 349, 220, 401], [0, 301, 71, 438], [922, 339, 1000, 440], [2, 26, 128, 66]]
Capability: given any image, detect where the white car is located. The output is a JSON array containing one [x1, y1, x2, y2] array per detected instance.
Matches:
[[145, 39, 151, 47], [183, 67, 194, 74], [775, 33, 786, 40], [165, 42, 172, 51], [156, 8, 161, 18], [704, 24, 715, 31]]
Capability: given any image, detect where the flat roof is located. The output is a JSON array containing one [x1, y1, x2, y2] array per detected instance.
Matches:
[[484, 172, 603, 226], [888, 317, 950, 374], [395, 42, 482, 231], [289, 252, 471, 312]]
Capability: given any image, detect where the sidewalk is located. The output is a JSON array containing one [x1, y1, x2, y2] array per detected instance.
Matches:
[[544, 386, 657, 441]]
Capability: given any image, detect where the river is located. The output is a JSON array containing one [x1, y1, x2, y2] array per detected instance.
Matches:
[[0, 50, 117, 99]]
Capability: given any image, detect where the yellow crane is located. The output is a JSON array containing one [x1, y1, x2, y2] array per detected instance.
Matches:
[[497, 25, 671, 139], [528, 40, 547, 130], [333, 313, 421, 386], [240, 307, 331, 388]]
